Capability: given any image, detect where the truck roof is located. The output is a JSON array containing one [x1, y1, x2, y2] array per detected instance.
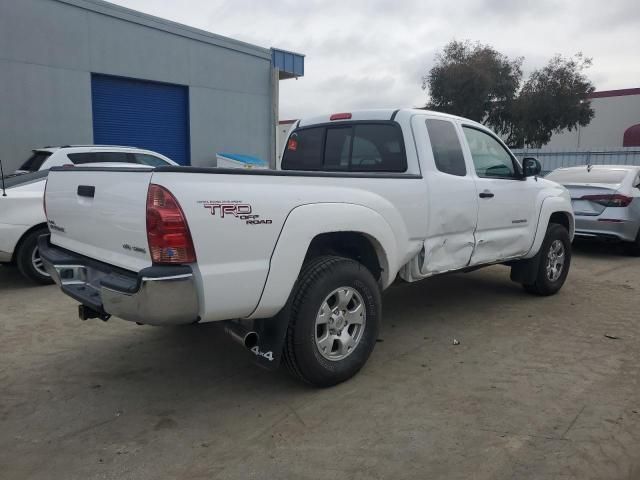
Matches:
[[298, 108, 484, 128], [35, 145, 145, 152]]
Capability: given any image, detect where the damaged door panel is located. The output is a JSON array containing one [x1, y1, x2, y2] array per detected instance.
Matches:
[[401, 116, 478, 281]]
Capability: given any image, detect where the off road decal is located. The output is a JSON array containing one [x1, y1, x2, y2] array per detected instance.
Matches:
[[198, 200, 273, 225], [251, 346, 274, 361]]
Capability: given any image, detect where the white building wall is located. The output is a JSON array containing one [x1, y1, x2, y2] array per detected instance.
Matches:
[[544, 93, 640, 150]]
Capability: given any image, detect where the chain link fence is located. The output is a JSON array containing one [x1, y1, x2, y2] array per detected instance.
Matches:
[[512, 148, 640, 175]]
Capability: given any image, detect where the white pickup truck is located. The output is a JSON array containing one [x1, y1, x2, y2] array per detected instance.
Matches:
[[40, 109, 574, 387]]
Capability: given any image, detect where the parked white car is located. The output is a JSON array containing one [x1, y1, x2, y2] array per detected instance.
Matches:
[[13, 145, 176, 174], [1, 147, 177, 284], [40, 109, 574, 386]]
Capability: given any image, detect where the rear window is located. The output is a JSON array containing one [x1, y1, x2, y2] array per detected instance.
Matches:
[[282, 127, 324, 171], [546, 168, 629, 184], [133, 153, 169, 167], [19, 151, 52, 172], [425, 119, 466, 176], [282, 123, 407, 173], [68, 152, 130, 164]]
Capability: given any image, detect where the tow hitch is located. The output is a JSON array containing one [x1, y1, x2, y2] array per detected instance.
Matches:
[[78, 304, 111, 322]]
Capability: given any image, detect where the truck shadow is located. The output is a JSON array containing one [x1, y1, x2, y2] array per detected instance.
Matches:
[[28, 265, 529, 398], [0, 265, 44, 291], [3, 263, 586, 455], [572, 239, 631, 259]]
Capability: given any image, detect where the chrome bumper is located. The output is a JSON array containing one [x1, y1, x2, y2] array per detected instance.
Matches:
[[38, 236, 199, 326]]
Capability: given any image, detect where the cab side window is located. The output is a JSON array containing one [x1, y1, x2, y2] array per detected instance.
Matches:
[[462, 127, 517, 179], [425, 119, 466, 176]]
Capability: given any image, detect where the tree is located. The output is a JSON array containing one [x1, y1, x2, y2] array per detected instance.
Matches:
[[423, 41, 523, 128], [422, 42, 595, 148], [507, 54, 595, 148]]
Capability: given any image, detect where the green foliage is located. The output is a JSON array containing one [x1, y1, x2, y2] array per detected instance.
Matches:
[[422, 42, 595, 148]]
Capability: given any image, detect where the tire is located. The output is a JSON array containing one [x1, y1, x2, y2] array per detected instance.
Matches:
[[625, 229, 640, 256], [523, 223, 571, 296], [282, 255, 381, 387], [16, 228, 53, 285]]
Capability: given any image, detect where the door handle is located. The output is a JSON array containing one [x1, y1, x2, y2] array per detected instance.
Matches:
[[479, 191, 494, 199], [77, 185, 95, 198]]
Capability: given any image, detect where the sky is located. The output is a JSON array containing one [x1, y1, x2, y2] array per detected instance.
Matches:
[[109, 0, 640, 120]]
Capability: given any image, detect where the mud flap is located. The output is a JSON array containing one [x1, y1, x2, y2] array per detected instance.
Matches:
[[510, 252, 542, 285], [237, 311, 290, 371]]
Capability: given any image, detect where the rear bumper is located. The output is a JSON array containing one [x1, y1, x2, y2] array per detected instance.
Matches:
[[38, 235, 199, 325], [574, 215, 639, 242]]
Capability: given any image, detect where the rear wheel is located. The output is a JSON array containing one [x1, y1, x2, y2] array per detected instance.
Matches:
[[523, 223, 571, 296], [16, 228, 53, 285], [282, 255, 381, 387]]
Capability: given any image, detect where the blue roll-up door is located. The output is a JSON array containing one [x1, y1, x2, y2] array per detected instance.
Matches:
[[91, 74, 190, 165]]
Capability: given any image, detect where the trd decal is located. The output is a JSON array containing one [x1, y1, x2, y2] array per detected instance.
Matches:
[[198, 201, 273, 225], [204, 203, 252, 218]]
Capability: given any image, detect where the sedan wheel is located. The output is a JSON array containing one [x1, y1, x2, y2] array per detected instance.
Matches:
[[31, 246, 50, 279]]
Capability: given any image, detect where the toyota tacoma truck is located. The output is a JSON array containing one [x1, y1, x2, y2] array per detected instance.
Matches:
[[39, 109, 574, 387]]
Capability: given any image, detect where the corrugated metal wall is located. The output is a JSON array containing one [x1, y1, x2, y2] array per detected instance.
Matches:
[[512, 148, 640, 174], [92, 74, 190, 165]]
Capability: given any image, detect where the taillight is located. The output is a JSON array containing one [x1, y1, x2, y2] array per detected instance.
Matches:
[[146, 184, 196, 264], [581, 194, 632, 207]]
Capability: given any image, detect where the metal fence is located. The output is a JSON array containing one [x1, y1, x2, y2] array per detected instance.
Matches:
[[511, 148, 640, 175]]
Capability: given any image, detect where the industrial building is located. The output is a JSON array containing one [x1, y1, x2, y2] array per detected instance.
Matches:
[[0, 0, 304, 171]]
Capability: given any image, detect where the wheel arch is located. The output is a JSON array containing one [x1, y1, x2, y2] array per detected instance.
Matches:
[[303, 231, 388, 284], [549, 211, 573, 235], [247, 203, 399, 319], [11, 222, 49, 262], [524, 196, 574, 259]]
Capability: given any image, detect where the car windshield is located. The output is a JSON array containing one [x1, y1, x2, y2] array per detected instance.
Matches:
[[546, 168, 629, 184], [18, 151, 52, 172]]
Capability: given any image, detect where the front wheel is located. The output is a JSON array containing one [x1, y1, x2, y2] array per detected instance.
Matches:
[[523, 223, 571, 296], [282, 256, 381, 387]]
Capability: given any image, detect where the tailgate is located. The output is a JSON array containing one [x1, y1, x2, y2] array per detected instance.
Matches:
[[45, 168, 153, 271]]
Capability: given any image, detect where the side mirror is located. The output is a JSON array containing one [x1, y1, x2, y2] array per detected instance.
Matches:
[[523, 157, 542, 178]]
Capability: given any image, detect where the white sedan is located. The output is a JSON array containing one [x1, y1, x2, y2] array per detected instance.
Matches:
[[1, 146, 177, 284]]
